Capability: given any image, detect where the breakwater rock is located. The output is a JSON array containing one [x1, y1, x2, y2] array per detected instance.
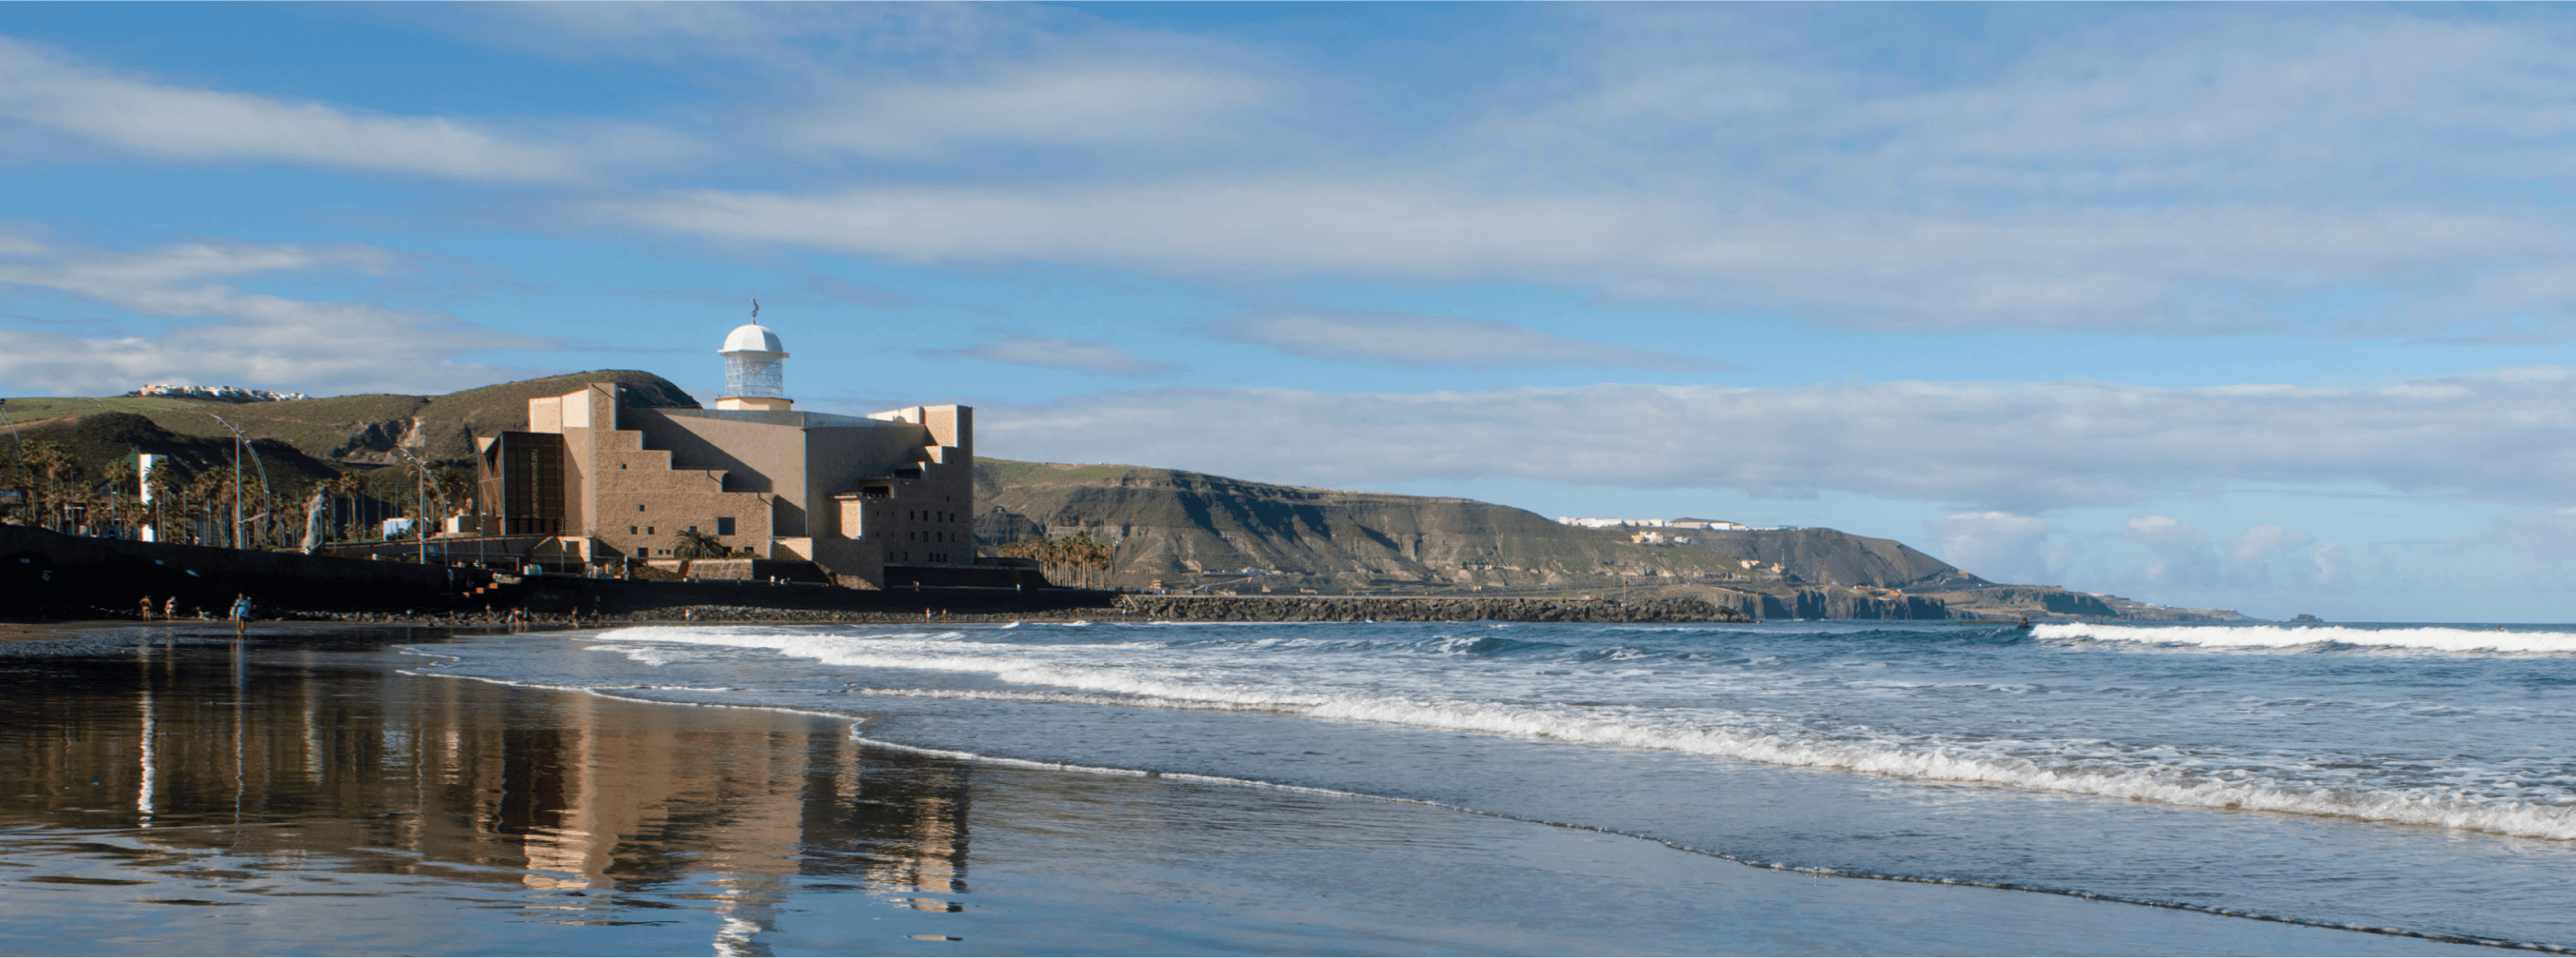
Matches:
[[1735, 587, 1951, 621], [1111, 594, 1751, 624]]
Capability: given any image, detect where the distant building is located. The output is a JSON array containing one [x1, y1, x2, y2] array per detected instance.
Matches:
[[130, 384, 308, 402], [475, 320, 981, 588], [1559, 515, 1750, 531]]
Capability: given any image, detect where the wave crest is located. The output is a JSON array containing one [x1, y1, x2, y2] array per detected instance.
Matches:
[[2035, 624, 2576, 654]]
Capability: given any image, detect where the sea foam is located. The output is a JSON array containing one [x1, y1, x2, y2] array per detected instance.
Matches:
[[598, 625, 2576, 841], [2035, 624, 2576, 654]]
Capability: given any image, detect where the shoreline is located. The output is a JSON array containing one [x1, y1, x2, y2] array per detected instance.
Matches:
[[0, 627, 2519, 955], [5, 593, 1755, 634]]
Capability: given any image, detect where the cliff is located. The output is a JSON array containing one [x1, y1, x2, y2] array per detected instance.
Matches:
[[972, 459, 1987, 616]]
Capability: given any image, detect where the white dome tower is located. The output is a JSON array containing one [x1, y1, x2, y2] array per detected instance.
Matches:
[[716, 317, 792, 411]]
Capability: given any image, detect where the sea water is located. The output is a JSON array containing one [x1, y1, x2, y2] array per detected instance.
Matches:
[[407, 619, 2576, 950]]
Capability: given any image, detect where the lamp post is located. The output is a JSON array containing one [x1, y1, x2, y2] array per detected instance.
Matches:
[[205, 414, 274, 549], [393, 446, 433, 566]]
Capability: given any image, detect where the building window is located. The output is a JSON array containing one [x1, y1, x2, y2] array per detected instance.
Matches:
[[647, 526, 654, 535], [688, 525, 697, 533], [637, 504, 645, 512], [628, 525, 637, 535], [717, 517, 735, 536]]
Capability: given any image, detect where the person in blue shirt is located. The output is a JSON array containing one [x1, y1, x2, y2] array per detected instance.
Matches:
[[230, 594, 252, 637]]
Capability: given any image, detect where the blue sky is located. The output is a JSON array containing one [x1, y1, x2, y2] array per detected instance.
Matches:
[[6, 3, 2576, 620]]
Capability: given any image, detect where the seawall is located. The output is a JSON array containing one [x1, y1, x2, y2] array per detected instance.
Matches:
[[1110, 594, 1751, 623], [0, 525, 1120, 621], [3, 524, 457, 618]]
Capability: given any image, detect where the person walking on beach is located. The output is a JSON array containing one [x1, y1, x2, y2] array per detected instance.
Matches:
[[140, 596, 155, 621], [163, 596, 178, 620], [230, 593, 252, 637]]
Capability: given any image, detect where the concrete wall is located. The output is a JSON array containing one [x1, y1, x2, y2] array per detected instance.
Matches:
[[628, 410, 811, 536], [1, 524, 459, 618], [528, 389, 773, 561]]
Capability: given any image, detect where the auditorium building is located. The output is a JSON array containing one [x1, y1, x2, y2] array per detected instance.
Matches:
[[475, 322, 988, 588]]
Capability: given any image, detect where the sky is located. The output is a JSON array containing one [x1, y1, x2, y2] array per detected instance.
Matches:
[[4, 2, 2575, 621]]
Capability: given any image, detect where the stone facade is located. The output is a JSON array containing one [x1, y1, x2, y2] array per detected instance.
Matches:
[[477, 382, 974, 588]]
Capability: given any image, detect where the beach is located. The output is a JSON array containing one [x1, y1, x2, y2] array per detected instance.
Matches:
[[0, 620, 2536, 955]]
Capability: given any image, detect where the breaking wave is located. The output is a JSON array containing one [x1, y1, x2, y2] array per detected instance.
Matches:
[[2036, 624, 2576, 655], [598, 626, 2576, 841]]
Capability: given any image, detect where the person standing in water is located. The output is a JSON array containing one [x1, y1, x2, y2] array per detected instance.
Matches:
[[230, 593, 252, 637]]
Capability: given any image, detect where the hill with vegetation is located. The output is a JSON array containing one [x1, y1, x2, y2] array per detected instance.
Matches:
[[4, 371, 2245, 619], [4, 370, 695, 467]]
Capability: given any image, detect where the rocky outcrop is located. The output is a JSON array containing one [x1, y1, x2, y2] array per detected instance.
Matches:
[[1744, 587, 1952, 620]]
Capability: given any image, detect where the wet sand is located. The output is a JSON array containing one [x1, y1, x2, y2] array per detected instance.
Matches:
[[0, 629, 2519, 955], [0, 619, 155, 641]]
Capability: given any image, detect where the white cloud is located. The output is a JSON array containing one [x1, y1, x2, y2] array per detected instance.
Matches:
[[0, 36, 691, 183], [0, 235, 556, 396], [1926, 512, 2053, 584], [776, 60, 1278, 162], [2313, 543, 2346, 586], [584, 179, 2559, 339], [979, 371, 2576, 512], [2466, 507, 2576, 564], [2122, 515, 2221, 586], [567, 7, 2576, 341], [1201, 310, 1719, 371], [2229, 525, 2315, 563], [498, 3, 1288, 165], [920, 337, 1178, 378]]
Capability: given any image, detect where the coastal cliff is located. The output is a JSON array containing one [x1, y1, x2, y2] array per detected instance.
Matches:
[[976, 458, 2248, 622], [977, 459, 1818, 595]]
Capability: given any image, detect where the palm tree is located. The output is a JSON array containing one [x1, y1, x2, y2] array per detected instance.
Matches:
[[998, 532, 1115, 589], [20, 441, 70, 531], [98, 459, 137, 537], [329, 473, 364, 541], [188, 469, 228, 545], [144, 462, 182, 541], [672, 528, 726, 560]]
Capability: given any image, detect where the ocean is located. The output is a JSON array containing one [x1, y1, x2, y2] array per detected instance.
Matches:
[[413, 618, 2576, 950], [1, 618, 2566, 954]]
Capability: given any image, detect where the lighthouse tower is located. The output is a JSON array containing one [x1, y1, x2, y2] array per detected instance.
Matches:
[[715, 321, 792, 411]]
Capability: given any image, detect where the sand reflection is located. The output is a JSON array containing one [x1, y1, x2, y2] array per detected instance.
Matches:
[[0, 636, 970, 952]]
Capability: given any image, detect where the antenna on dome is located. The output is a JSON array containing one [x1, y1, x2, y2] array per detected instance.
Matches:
[[751, 298, 760, 320]]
